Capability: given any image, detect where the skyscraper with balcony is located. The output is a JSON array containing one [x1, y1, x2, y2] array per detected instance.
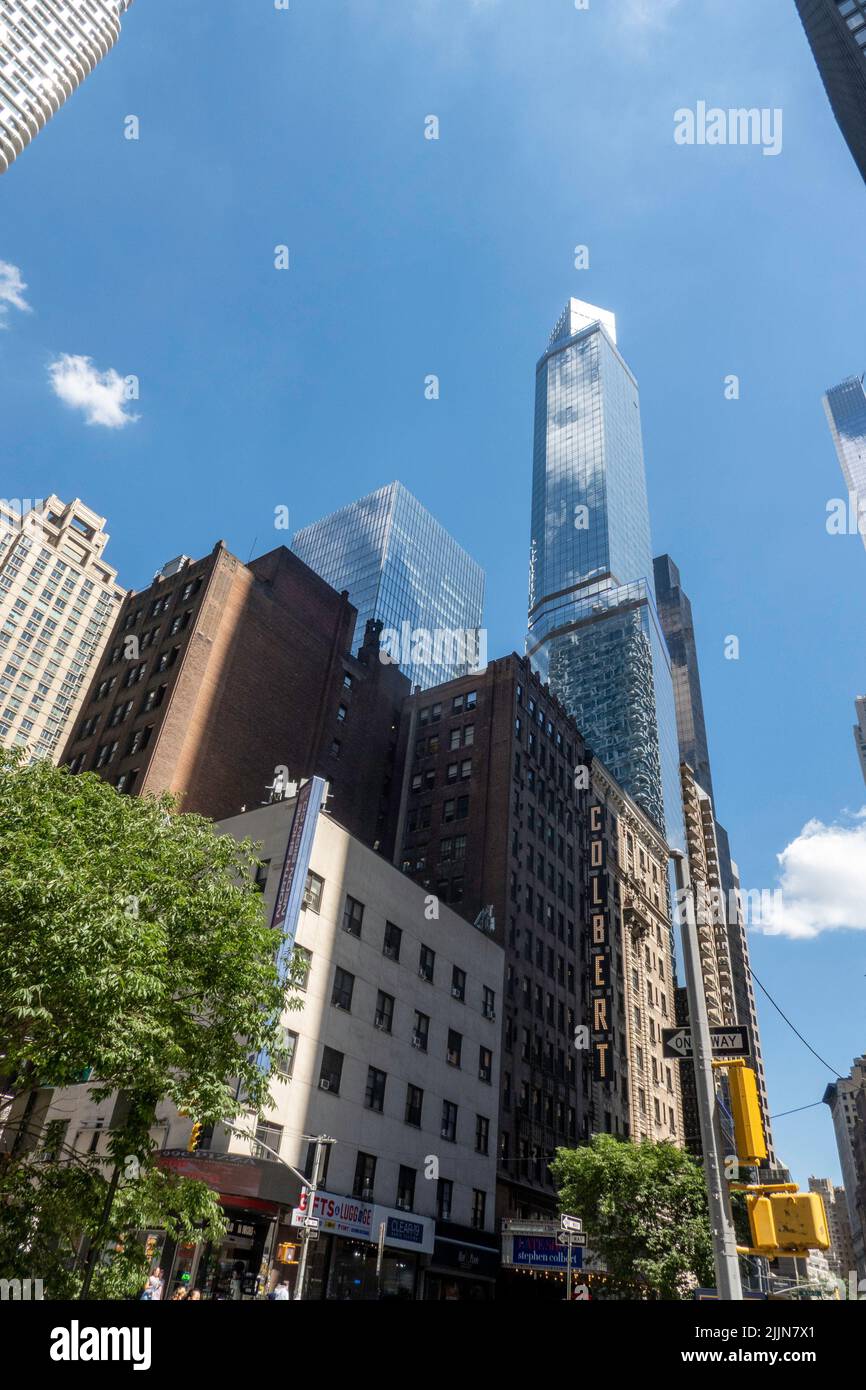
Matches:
[[795, 0, 866, 184], [824, 373, 866, 554], [0, 1, 135, 175], [292, 482, 485, 691], [0, 496, 124, 761], [526, 299, 681, 849]]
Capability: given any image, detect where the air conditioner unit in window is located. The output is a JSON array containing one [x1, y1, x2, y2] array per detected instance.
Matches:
[[451, 987, 463, 999], [440, 1127, 450, 1139], [319, 1078, 331, 1091], [411, 1036, 424, 1049]]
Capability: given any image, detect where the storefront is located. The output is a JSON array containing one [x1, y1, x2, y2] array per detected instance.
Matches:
[[290, 1188, 435, 1300], [425, 1222, 499, 1300], [156, 1149, 299, 1299]]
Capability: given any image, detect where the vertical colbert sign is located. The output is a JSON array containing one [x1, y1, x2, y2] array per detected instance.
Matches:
[[589, 804, 614, 1085]]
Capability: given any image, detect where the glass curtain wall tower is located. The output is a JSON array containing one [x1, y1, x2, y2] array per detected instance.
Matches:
[[824, 373, 866, 555], [526, 300, 681, 849], [292, 482, 485, 691], [795, 0, 866, 185]]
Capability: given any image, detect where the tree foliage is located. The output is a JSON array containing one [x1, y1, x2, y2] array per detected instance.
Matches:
[[0, 749, 302, 1293], [551, 1133, 715, 1299]]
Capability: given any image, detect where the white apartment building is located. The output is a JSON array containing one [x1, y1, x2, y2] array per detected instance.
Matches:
[[0, 496, 124, 761], [24, 792, 504, 1300], [0, 0, 134, 174]]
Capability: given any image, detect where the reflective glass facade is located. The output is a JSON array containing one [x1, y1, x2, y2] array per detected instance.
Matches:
[[824, 374, 866, 555], [527, 301, 682, 849], [292, 482, 485, 690]]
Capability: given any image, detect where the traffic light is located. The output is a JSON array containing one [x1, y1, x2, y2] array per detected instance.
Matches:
[[727, 1065, 767, 1165], [276, 1243, 299, 1264], [746, 1193, 830, 1254], [187, 1121, 203, 1153]]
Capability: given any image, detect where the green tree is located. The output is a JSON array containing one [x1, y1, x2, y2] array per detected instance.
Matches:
[[550, 1133, 715, 1299], [0, 750, 302, 1295]]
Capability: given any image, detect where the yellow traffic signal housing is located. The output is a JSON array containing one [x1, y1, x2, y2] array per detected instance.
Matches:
[[187, 1121, 203, 1153], [276, 1243, 299, 1264], [746, 1193, 830, 1253], [728, 1065, 767, 1165]]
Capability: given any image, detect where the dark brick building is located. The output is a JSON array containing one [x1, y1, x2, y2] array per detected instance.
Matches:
[[61, 542, 409, 854], [391, 653, 640, 1221]]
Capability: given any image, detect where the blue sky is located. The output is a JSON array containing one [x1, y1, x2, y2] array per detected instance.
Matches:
[[1, 0, 864, 1186]]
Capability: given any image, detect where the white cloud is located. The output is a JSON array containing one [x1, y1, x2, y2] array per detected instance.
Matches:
[[48, 354, 139, 430], [0, 260, 31, 324], [760, 810, 866, 939]]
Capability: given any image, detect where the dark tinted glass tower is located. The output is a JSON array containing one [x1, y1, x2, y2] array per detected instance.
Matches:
[[795, 0, 866, 182], [653, 554, 776, 1165], [526, 300, 681, 850]]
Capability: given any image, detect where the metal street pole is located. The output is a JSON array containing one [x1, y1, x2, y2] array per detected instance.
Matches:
[[671, 850, 743, 1301], [294, 1135, 331, 1302], [566, 1236, 573, 1302]]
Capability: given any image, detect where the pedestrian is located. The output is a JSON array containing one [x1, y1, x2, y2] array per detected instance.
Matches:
[[140, 1266, 164, 1301], [188, 1289, 202, 1301], [268, 1280, 290, 1301], [170, 1287, 188, 1301]]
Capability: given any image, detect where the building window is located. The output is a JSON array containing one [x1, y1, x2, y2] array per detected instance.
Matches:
[[405, 1084, 423, 1128], [446, 1029, 462, 1067], [365, 1066, 387, 1113], [331, 966, 355, 1012], [419, 944, 435, 982], [479, 1047, 493, 1084], [337, 703, 347, 722], [383, 920, 401, 961], [342, 894, 364, 937], [396, 1165, 416, 1212], [319, 1047, 343, 1094], [475, 1114, 490, 1155], [441, 1101, 458, 1143], [482, 986, 496, 1020], [436, 1178, 453, 1221], [94, 741, 118, 769], [303, 870, 324, 913], [413, 1011, 429, 1051], [293, 946, 312, 990], [253, 859, 270, 892], [375, 990, 394, 1032], [127, 725, 152, 757], [471, 1189, 486, 1230], [353, 1151, 376, 1201], [114, 769, 139, 795], [273, 1028, 298, 1080], [451, 965, 466, 1001], [254, 1121, 283, 1160]]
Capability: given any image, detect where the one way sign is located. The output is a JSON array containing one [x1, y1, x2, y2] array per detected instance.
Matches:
[[662, 1026, 751, 1061]]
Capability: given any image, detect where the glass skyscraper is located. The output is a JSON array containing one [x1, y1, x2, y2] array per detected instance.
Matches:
[[526, 300, 682, 848], [292, 481, 485, 691], [824, 373, 866, 554]]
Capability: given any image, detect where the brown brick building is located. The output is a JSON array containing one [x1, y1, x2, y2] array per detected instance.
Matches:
[[390, 652, 681, 1223], [61, 541, 409, 854]]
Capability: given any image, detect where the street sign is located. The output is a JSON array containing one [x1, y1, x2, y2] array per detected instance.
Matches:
[[561, 1214, 583, 1234], [662, 1025, 751, 1061], [502, 1220, 559, 1236], [304, 1217, 320, 1230], [557, 1232, 587, 1247]]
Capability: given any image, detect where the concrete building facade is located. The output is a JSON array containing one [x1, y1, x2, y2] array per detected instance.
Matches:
[[0, 496, 124, 762], [823, 1055, 866, 1279]]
